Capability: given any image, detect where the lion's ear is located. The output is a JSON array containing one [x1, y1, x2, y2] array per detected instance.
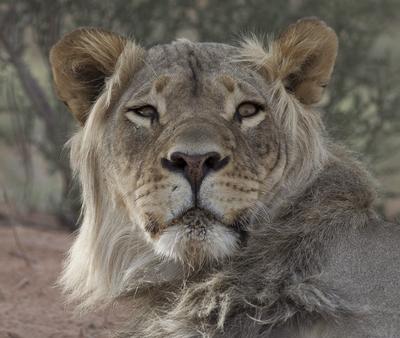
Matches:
[[50, 28, 127, 124], [271, 18, 338, 105], [247, 18, 338, 105]]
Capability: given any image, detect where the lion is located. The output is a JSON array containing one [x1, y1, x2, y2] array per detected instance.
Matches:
[[50, 18, 400, 337]]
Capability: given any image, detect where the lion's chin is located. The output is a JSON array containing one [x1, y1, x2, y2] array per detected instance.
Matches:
[[153, 208, 241, 265]]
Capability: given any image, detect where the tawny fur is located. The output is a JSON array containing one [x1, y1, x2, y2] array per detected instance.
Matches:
[[50, 18, 400, 338]]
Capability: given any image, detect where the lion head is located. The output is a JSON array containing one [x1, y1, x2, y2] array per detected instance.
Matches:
[[50, 18, 338, 308]]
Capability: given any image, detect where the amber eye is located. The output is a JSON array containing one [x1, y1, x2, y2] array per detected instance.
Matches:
[[235, 102, 263, 121], [127, 105, 158, 121]]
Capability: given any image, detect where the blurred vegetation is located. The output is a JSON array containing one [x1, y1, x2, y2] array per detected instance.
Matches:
[[0, 0, 399, 227]]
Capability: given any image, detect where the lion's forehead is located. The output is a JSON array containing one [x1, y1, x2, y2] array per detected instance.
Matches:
[[141, 41, 265, 90], [147, 41, 239, 71], [118, 41, 268, 112]]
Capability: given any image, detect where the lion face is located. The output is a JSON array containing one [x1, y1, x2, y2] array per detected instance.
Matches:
[[51, 19, 338, 305], [100, 43, 282, 263]]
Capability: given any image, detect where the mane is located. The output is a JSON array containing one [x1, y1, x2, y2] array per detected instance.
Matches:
[[59, 40, 172, 311]]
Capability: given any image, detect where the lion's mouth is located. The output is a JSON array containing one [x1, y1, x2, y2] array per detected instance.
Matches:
[[171, 208, 223, 226], [167, 207, 248, 240], [168, 208, 226, 240], [145, 207, 248, 241]]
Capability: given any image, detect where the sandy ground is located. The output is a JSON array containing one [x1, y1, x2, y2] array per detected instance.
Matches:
[[0, 224, 122, 338]]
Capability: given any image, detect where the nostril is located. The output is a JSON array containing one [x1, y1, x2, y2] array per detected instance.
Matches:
[[161, 156, 186, 173], [204, 152, 221, 169], [161, 152, 193, 173], [206, 153, 230, 171], [170, 153, 187, 170], [162, 151, 229, 173]]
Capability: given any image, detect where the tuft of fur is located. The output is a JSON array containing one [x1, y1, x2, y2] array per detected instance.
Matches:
[[58, 38, 146, 310]]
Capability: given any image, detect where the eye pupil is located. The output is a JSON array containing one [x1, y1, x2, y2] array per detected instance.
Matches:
[[236, 102, 262, 120], [239, 104, 256, 116], [127, 105, 158, 121], [138, 106, 155, 117], [137, 106, 156, 117]]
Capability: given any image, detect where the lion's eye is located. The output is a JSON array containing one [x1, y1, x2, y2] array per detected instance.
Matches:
[[126, 105, 158, 122], [235, 102, 263, 121]]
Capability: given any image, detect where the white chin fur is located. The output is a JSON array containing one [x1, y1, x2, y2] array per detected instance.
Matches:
[[154, 224, 240, 263]]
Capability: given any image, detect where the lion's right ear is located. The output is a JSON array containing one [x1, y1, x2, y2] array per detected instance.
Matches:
[[50, 28, 127, 124], [273, 18, 338, 105], [240, 18, 338, 105]]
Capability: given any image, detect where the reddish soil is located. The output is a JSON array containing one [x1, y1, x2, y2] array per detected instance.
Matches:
[[0, 224, 122, 338]]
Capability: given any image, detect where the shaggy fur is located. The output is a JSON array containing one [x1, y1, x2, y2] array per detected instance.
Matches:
[[50, 18, 400, 338]]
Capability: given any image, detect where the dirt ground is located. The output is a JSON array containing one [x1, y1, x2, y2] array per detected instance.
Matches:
[[0, 224, 123, 338]]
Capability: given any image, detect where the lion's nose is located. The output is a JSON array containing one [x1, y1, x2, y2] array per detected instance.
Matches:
[[162, 151, 229, 193]]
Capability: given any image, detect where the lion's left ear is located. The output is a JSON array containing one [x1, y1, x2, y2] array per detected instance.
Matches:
[[273, 18, 338, 105], [50, 28, 128, 124]]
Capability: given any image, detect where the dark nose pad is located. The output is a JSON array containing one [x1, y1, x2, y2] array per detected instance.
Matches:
[[161, 151, 229, 195]]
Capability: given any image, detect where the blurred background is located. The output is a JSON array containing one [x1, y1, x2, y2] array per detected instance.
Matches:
[[0, 0, 399, 227]]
